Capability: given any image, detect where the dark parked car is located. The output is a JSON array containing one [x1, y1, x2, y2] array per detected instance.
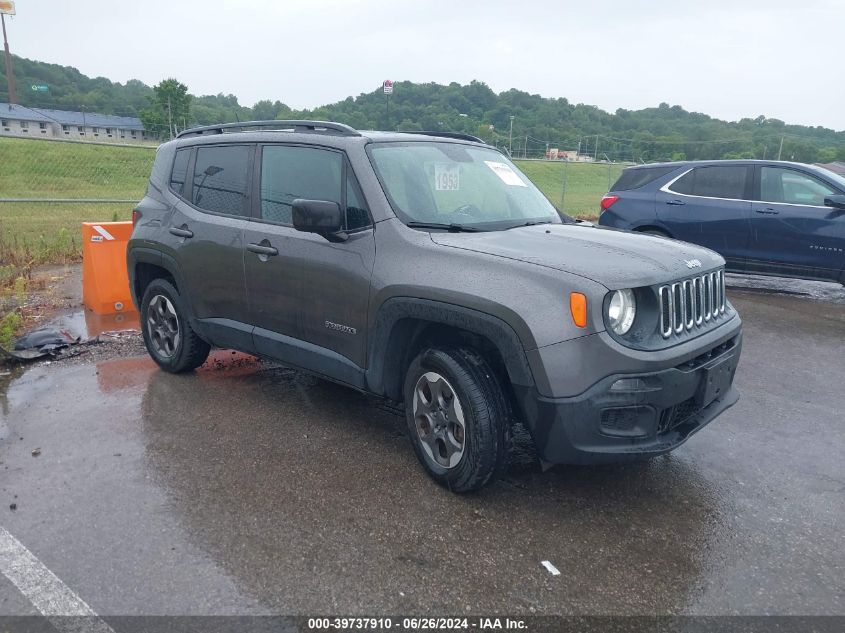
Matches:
[[598, 160, 845, 284], [128, 121, 742, 492]]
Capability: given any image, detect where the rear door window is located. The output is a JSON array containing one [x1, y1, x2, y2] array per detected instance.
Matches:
[[191, 145, 251, 216], [760, 167, 835, 206], [611, 166, 678, 191], [669, 166, 749, 200]]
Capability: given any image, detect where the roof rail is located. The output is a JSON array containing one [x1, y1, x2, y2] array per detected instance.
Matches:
[[399, 130, 486, 144], [176, 120, 361, 139]]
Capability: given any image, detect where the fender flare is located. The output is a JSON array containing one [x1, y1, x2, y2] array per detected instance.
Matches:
[[365, 297, 536, 400], [127, 245, 193, 319]]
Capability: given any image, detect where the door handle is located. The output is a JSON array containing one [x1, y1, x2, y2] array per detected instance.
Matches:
[[665, 199, 686, 206], [754, 208, 780, 215], [247, 242, 279, 256], [169, 226, 194, 238]]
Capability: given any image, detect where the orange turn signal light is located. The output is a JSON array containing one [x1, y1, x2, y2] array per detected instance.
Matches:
[[570, 292, 588, 328]]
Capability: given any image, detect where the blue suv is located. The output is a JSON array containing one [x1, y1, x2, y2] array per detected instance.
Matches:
[[598, 160, 845, 285]]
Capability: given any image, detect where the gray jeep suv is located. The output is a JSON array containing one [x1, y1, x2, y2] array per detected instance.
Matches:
[[128, 120, 743, 492]]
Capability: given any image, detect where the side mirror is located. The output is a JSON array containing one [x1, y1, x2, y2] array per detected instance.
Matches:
[[823, 194, 845, 211], [292, 198, 347, 241]]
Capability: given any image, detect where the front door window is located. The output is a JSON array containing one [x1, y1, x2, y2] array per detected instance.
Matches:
[[760, 167, 835, 207]]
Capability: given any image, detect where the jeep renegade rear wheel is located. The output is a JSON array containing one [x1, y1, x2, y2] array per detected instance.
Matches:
[[141, 279, 210, 373], [403, 348, 511, 492]]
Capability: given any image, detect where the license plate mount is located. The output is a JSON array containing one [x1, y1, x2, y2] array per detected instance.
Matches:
[[697, 356, 734, 407]]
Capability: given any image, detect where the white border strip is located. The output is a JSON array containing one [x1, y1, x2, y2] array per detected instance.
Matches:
[[92, 225, 116, 241], [0, 526, 115, 632]]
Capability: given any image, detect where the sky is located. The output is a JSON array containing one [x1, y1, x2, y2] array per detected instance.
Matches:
[[4, 0, 844, 131]]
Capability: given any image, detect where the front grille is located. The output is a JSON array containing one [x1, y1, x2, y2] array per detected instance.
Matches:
[[659, 269, 726, 339]]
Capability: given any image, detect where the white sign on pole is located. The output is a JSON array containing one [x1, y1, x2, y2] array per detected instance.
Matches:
[[383, 79, 393, 95], [0, 1, 15, 15]]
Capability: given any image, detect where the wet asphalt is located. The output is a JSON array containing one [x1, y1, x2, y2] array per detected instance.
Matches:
[[0, 275, 843, 616]]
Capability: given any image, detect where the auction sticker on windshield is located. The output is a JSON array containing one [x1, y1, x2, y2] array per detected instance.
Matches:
[[434, 163, 460, 191], [484, 161, 527, 186]]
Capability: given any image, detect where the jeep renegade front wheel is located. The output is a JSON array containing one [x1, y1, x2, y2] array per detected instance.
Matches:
[[403, 348, 511, 492], [141, 279, 210, 373]]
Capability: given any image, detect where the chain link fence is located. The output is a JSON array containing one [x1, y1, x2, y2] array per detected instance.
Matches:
[[0, 135, 155, 266], [512, 158, 629, 218]]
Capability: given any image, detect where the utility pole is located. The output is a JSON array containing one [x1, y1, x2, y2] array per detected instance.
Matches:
[[1, 12, 16, 105], [167, 96, 173, 140], [508, 115, 514, 156], [595, 135, 600, 161], [382, 80, 393, 130], [524, 135, 528, 159], [777, 135, 784, 161]]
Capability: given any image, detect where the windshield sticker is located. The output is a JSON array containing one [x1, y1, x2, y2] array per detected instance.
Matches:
[[484, 161, 527, 187], [434, 163, 460, 191]]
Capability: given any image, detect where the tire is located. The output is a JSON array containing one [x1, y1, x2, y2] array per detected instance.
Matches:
[[140, 278, 210, 373], [403, 347, 512, 492]]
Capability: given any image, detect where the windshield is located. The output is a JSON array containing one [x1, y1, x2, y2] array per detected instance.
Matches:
[[369, 142, 564, 230], [814, 166, 845, 191]]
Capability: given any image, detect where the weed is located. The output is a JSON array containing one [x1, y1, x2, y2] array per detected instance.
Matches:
[[0, 311, 23, 349]]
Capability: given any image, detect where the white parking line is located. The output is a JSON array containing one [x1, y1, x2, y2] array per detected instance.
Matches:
[[541, 560, 561, 576], [0, 526, 115, 632]]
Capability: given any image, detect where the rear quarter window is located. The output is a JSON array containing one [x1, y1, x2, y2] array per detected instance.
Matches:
[[611, 166, 678, 191], [669, 165, 749, 199], [170, 148, 190, 196]]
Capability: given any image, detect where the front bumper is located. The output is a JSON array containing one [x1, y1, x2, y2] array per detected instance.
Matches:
[[515, 332, 742, 465]]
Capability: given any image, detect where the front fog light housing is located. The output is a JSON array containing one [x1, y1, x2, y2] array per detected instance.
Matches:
[[607, 289, 636, 335]]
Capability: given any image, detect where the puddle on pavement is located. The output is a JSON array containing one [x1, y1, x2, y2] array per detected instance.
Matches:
[[92, 349, 264, 393], [726, 273, 845, 304], [46, 307, 142, 340]]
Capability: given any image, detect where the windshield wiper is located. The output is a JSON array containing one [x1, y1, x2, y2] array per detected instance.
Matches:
[[406, 221, 483, 233], [504, 220, 553, 230]]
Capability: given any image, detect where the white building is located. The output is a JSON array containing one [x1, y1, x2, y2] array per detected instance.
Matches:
[[0, 103, 150, 142]]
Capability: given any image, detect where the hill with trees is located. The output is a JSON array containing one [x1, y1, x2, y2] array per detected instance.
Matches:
[[2, 54, 843, 163]]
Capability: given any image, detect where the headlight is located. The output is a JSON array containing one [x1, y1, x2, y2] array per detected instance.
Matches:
[[607, 289, 636, 335]]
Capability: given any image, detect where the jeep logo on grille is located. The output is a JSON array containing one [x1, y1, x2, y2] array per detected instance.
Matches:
[[684, 259, 702, 269]]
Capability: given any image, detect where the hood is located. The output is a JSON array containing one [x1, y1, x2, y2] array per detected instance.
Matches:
[[430, 223, 724, 289]]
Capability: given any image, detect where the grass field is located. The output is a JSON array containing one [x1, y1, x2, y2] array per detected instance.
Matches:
[[0, 137, 154, 266], [513, 159, 628, 218], [0, 136, 154, 198]]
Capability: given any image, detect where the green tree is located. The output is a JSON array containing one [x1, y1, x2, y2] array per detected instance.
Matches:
[[251, 99, 276, 120], [140, 78, 192, 140]]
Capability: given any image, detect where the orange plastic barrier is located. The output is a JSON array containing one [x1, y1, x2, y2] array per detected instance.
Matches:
[[81, 221, 134, 314]]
